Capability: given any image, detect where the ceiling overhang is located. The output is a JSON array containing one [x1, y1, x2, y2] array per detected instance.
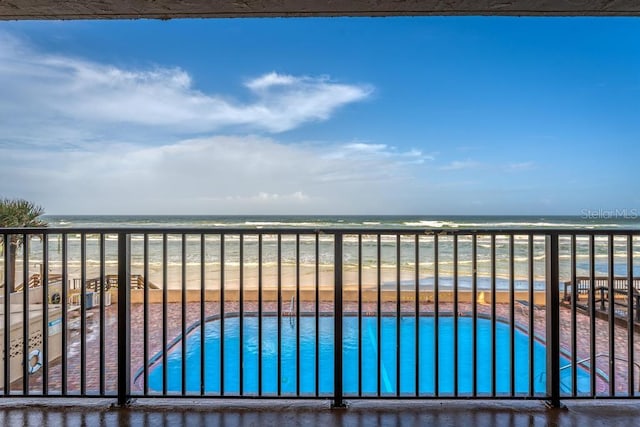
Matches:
[[1, 0, 640, 20]]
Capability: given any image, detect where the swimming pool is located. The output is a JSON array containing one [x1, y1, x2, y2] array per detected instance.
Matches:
[[143, 315, 592, 395]]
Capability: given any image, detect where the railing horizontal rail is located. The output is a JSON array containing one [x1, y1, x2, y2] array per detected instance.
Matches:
[[0, 227, 638, 407], [0, 227, 638, 235]]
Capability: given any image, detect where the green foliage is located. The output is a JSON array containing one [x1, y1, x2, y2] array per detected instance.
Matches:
[[0, 198, 47, 228], [0, 198, 47, 291]]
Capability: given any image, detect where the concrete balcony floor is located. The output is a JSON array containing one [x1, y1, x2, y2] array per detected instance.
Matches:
[[1, 399, 639, 427]]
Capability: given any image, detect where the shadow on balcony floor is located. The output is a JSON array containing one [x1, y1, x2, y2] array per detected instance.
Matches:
[[1, 399, 640, 427]]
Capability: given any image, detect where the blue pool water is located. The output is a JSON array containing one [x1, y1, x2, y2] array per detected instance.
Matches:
[[144, 316, 591, 395]]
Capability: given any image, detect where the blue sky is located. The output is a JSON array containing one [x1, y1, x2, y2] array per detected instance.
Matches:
[[0, 17, 639, 215]]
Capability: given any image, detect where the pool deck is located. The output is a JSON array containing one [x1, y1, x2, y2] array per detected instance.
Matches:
[[7, 300, 639, 396]]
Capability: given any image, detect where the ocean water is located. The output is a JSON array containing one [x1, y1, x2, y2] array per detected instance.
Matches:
[[42, 214, 640, 230], [4, 215, 640, 289]]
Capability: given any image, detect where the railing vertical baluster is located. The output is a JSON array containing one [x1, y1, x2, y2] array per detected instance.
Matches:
[[42, 234, 49, 396], [276, 234, 281, 397], [589, 235, 596, 397], [220, 234, 225, 396], [472, 234, 477, 397], [258, 234, 263, 396], [377, 234, 382, 397], [627, 235, 635, 396], [545, 233, 561, 408], [143, 234, 149, 396], [99, 233, 106, 396], [61, 234, 68, 396], [162, 234, 168, 396], [2, 233, 9, 395], [314, 234, 319, 397], [199, 234, 205, 396], [571, 234, 577, 397], [181, 234, 187, 396], [528, 235, 534, 397], [509, 235, 515, 397], [434, 235, 439, 397], [415, 235, 420, 397], [358, 234, 363, 397], [453, 235, 459, 397], [608, 234, 616, 396], [240, 234, 244, 396], [295, 234, 300, 397], [332, 233, 345, 408], [80, 233, 86, 396], [491, 234, 496, 397], [396, 234, 401, 397], [117, 232, 131, 406], [22, 233, 28, 395]]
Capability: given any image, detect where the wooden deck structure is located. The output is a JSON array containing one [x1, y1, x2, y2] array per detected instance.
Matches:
[[563, 276, 640, 331]]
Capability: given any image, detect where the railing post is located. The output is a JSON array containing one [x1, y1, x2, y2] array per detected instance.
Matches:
[[117, 232, 131, 406], [545, 234, 563, 408], [3, 233, 10, 394], [332, 233, 346, 408]]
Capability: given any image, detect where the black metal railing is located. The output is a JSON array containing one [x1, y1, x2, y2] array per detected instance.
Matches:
[[0, 228, 639, 407]]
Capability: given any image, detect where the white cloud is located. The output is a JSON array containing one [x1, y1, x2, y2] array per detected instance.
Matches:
[[209, 191, 311, 203], [0, 32, 372, 144], [0, 31, 433, 215], [438, 159, 535, 172], [506, 161, 536, 171], [0, 136, 427, 214], [439, 160, 481, 171], [245, 72, 298, 90]]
